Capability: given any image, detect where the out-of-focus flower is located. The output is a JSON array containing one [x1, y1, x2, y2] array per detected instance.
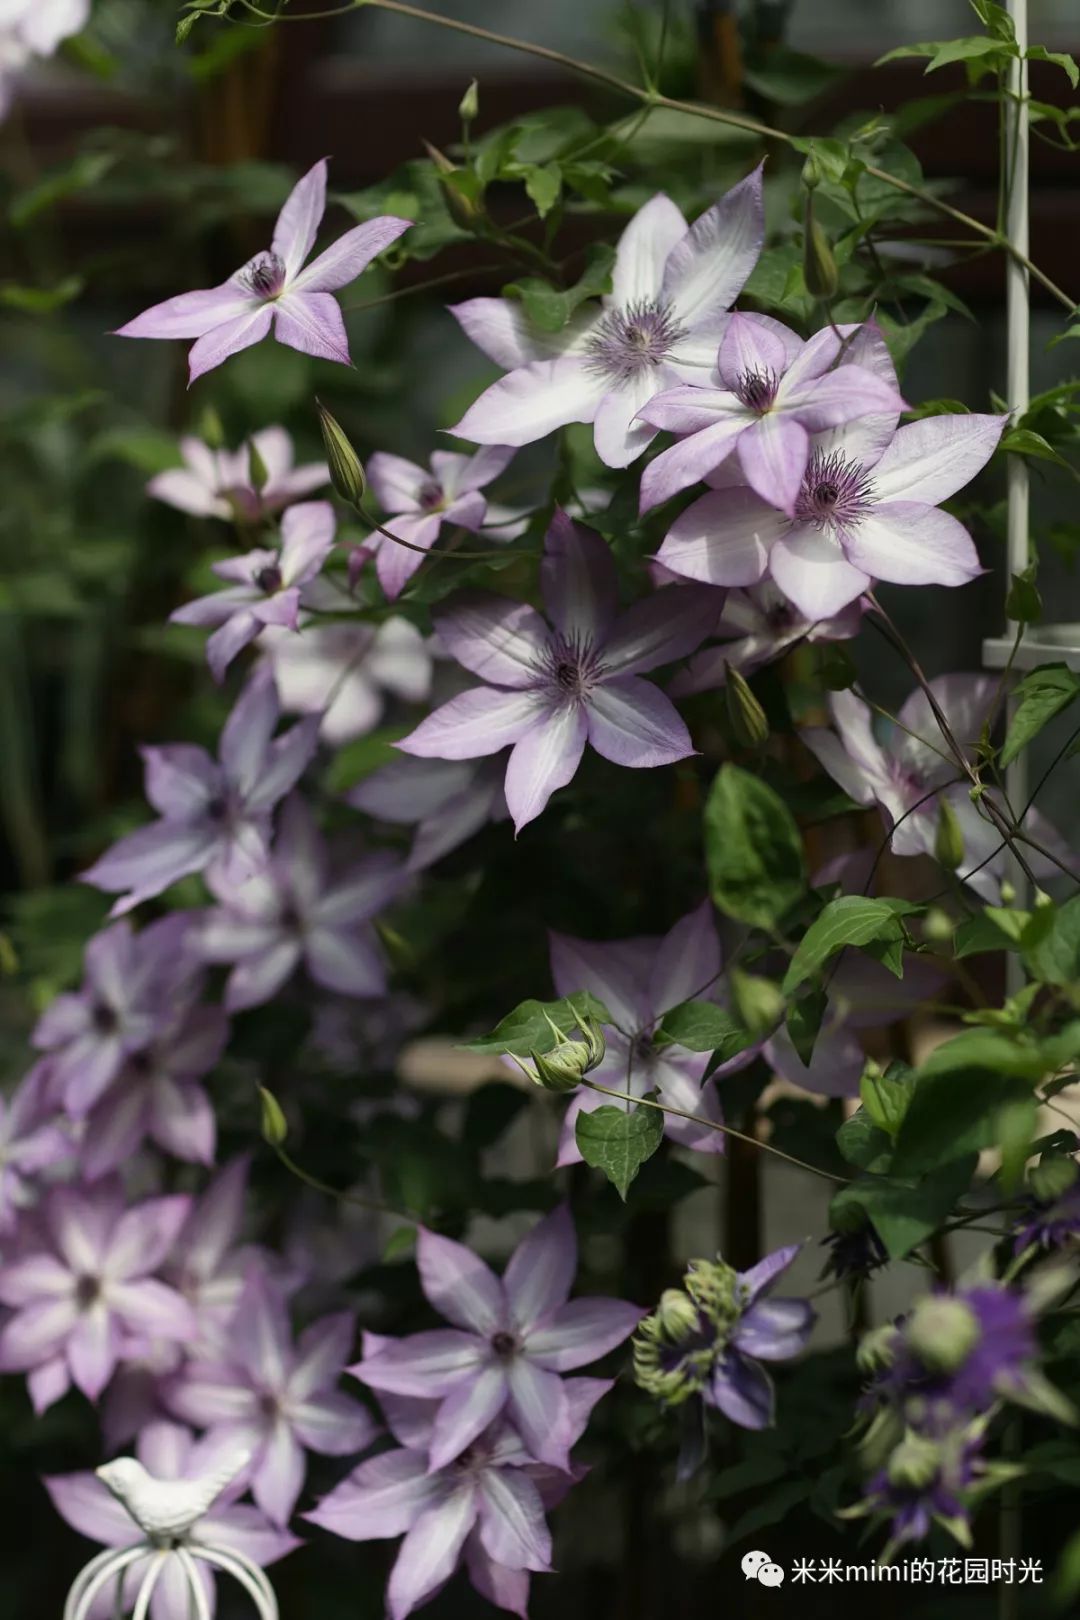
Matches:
[[0, 0, 89, 119], [353, 1206, 642, 1470], [635, 1247, 813, 1427], [0, 1064, 73, 1234], [348, 755, 508, 870], [656, 373, 1004, 618], [0, 1180, 195, 1410], [166, 1271, 376, 1526], [32, 914, 199, 1115], [802, 677, 1077, 902], [366, 445, 515, 598], [171, 501, 337, 682], [669, 580, 862, 695], [197, 794, 404, 1010], [262, 605, 432, 745], [397, 511, 717, 830], [451, 171, 764, 468], [82, 671, 319, 916], [548, 901, 736, 1164], [115, 160, 411, 382], [639, 315, 904, 515], [47, 1420, 298, 1620], [305, 1380, 609, 1620], [147, 427, 329, 523], [850, 1423, 988, 1552], [1012, 1162, 1080, 1253]]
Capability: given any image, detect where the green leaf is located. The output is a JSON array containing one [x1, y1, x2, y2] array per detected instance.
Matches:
[[1005, 566, 1041, 624], [523, 162, 562, 218], [1000, 426, 1075, 474], [786, 987, 827, 1065], [893, 1065, 1035, 1175], [836, 1108, 892, 1172], [1024, 896, 1080, 986], [782, 896, 920, 994], [725, 1479, 810, 1545], [859, 1064, 913, 1137], [875, 37, 1012, 75], [463, 992, 611, 1056], [10, 149, 118, 227], [576, 1104, 664, 1199], [832, 1156, 975, 1258], [1000, 663, 1080, 766], [1026, 46, 1079, 89], [323, 725, 411, 793], [503, 242, 614, 333], [704, 764, 806, 931], [0, 276, 83, 314], [655, 1001, 753, 1059]]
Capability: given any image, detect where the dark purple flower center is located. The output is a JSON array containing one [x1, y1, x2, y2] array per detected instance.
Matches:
[[75, 1274, 101, 1309], [417, 480, 445, 512], [543, 634, 604, 703], [91, 1001, 119, 1035], [794, 450, 874, 532], [255, 565, 283, 594], [241, 251, 287, 300], [585, 298, 687, 385], [490, 1331, 518, 1358], [205, 796, 228, 822], [734, 367, 778, 413]]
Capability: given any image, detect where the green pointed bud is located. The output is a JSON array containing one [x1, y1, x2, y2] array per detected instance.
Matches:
[[923, 907, 955, 943], [887, 1431, 943, 1492], [934, 797, 965, 872], [1030, 1154, 1078, 1202], [528, 1040, 592, 1093], [656, 1289, 700, 1343], [803, 198, 839, 301], [421, 139, 483, 228], [315, 400, 366, 511], [724, 663, 769, 749], [1034, 888, 1054, 909], [258, 1085, 288, 1148], [856, 1323, 899, 1376], [801, 150, 824, 191], [459, 78, 479, 124], [905, 1296, 980, 1373], [579, 1013, 606, 1069], [247, 438, 270, 494], [730, 969, 785, 1038], [999, 879, 1017, 906], [199, 404, 225, 450], [177, 13, 199, 45]]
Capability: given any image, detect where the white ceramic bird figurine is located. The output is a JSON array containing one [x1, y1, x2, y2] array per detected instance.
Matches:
[[95, 1440, 253, 1541]]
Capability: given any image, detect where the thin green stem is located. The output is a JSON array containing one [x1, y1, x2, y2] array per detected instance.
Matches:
[[270, 1141, 419, 1223]]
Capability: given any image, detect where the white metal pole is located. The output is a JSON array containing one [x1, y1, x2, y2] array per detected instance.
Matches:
[[1004, 0, 1031, 936]]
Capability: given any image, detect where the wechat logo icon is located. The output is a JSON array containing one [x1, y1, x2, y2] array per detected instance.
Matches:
[[742, 1550, 785, 1587]]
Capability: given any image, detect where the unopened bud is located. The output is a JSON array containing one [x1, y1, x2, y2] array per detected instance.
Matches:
[[905, 1296, 980, 1374], [923, 907, 955, 943], [1000, 879, 1017, 906], [803, 197, 839, 301], [421, 139, 483, 228], [1034, 889, 1054, 909], [258, 1086, 288, 1148], [724, 663, 769, 749], [316, 400, 366, 510], [459, 78, 479, 125], [801, 150, 823, 191], [856, 1323, 899, 1376], [199, 404, 225, 450], [247, 438, 269, 494], [1030, 1155, 1079, 1203], [730, 969, 784, 1038], [887, 1431, 942, 1491], [515, 1011, 606, 1094], [934, 797, 965, 872], [656, 1289, 700, 1343]]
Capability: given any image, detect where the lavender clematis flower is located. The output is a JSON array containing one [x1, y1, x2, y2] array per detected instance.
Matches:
[[147, 426, 329, 522], [166, 1271, 377, 1526], [0, 1180, 196, 1410], [170, 500, 337, 682], [656, 364, 1005, 619], [197, 794, 404, 1011], [0, 1064, 72, 1234], [366, 445, 515, 599], [633, 1245, 814, 1428], [639, 315, 906, 515], [81, 671, 319, 916], [348, 756, 509, 871], [115, 159, 411, 382], [45, 1420, 299, 1619], [802, 676, 1076, 902], [0, 0, 89, 119], [548, 901, 735, 1164], [669, 580, 863, 694], [305, 1380, 610, 1620], [261, 606, 432, 745], [450, 171, 763, 468], [32, 914, 198, 1115], [352, 1205, 643, 1471], [397, 511, 717, 831]]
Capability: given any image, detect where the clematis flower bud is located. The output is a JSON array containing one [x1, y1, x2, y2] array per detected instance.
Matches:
[[515, 1012, 606, 1093], [316, 400, 367, 511], [258, 1085, 289, 1148], [421, 139, 483, 228], [656, 1289, 700, 1343], [803, 196, 839, 301], [247, 437, 270, 494], [887, 1430, 943, 1491], [856, 1323, 899, 1376], [459, 79, 479, 124], [905, 1297, 980, 1374], [724, 662, 769, 749], [730, 969, 784, 1038], [934, 797, 965, 871]]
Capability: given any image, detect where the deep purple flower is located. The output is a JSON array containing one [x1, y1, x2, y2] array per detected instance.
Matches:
[[397, 511, 717, 831], [857, 1425, 984, 1551], [0, 1063, 72, 1234], [1012, 1176, 1080, 1253], [0, 1180, 195, 1410], [639, 315, 905, 515], [305, 1380, 608, 1620], [262, 607, 432, 745], [803, 676, 1076, 902], [196, 793, 404, 1010], [633, 1245, 814, 1428], [353, 1206, 643, 1470], [171, 500, 337, 682], [656, 364, 1005, 618], [115, 159, 411, 382], [366, 445, 515, 598], [669, 580, 863, 695], [81, 670, 319, 916], [32, 914, 198, 1115], [45, 1420, 299, 1617], [166, 1271, 376, 1525], [451, 172, 764, 468], [147, 426, 329, 522], [348, 755, 508, 870], [548, 901, 733, 1163]]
